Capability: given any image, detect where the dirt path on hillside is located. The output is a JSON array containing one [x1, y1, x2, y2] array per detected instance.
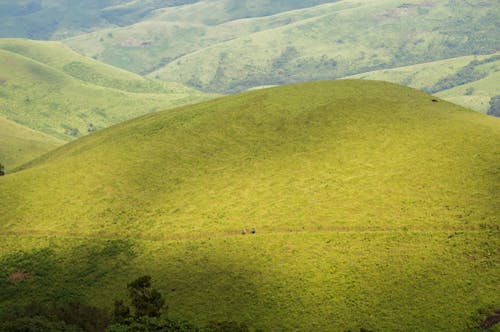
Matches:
[[0, 228, 493, 243]]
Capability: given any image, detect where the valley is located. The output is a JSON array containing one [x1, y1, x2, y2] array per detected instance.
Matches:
[[0, 1, 499, 331]]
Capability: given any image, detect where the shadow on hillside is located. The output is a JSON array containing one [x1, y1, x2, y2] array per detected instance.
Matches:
[[0, 239, 136, 307], [0, 237, 277, 330]]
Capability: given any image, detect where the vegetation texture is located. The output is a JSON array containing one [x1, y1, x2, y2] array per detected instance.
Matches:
[[1, 1, 498, 115], [0, 38, 215, 143], [0, 117, 63, 172], [63, 0, 499, 94], [0, 81, 499, 331], [349, 53, 500, 113]]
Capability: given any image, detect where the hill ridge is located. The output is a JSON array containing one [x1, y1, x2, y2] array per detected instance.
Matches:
[[1, 80, 498, 331], [0, 38, 215, 142]]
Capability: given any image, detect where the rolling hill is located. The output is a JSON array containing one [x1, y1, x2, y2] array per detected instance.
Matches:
[[0, 39, 215, 143], [1, 80, 498, 331], [0, 0, 203, 40], [348, 53, 500, 113], [0, 117, 63, 172], [2, 1, 497, 115], [0, 0, 337, 40], [64, 0, 499, 95]]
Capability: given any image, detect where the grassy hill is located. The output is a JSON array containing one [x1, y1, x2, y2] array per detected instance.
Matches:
[[64, 0, 341, 75], [1, 80, 498, 331], [0, 0, 205, 40], [0, 0, 336, 40], [348, 53, 500, 113], [0, 39, 215, 141], [64, 0, 498, 94], [436, 71, 500, 115], [0, 117, 63, 172]]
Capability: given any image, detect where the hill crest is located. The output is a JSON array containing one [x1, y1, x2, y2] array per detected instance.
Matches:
[[1, 80, 499, 331]]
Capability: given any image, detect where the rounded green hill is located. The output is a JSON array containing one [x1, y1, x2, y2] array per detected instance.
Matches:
[[1, 80, 499, 331]]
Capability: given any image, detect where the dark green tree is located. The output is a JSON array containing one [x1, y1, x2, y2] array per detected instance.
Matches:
[[127, 275, 165, 318], [113, 300, 130, 324], [0, 163, 4, 176], [487, 95, 500, 117]]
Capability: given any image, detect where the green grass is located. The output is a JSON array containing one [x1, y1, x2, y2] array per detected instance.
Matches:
[[0, 117, 63, 172], [64, 0, 498, 95], [0, 0, 339, 42], [0, 0, 201, 39], [0, 39, 216, 141], [64, 2, 339, 75], [1, 80, 499, 331], [2, 1, 497, 115], [348, 53, 500, 113], [149, 0, 498, 93], [0, 0, 329, 40], [436, 70, 500, 114]]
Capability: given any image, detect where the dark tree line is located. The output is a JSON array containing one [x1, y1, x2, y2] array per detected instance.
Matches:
[[487, 95, 500, 117], [425, 55, 500, 94], [0, 275, 250, 332]]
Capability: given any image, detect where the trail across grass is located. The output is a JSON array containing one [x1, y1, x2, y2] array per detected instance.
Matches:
[[1, 80, 498, 331]]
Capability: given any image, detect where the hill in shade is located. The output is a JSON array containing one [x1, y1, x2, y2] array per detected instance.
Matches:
[[0, 80, 498, 331]]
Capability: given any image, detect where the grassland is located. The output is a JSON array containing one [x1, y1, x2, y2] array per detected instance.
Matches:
[[0, 39, 215, 142], [348, 53, 500, 113], [0, 0, 201, 40], [436, 71, 500, 114], [6, 0, 497, 115], [0, 117, 63, 172], [0, 0, 336, 40], [1, 80, 498, 331], [64, 0, 498, 95]]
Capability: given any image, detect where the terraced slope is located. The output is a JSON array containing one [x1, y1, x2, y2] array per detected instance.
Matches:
[[1, 81, 499, 331], [0, 117, 62, 171], [0, 39, 215, 140], [349, 53, 500, 113]]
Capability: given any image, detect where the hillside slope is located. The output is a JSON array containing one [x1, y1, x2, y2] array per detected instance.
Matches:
[[148, 0, 498, 93], [65, 0, 341, 75], [0, 0, 204, 39], [0, 117, 63, 171], [1, 81, 499, 331], [0, 0, 335, 40], [0, 39, 215, 140], [348, 53, 500, 113]]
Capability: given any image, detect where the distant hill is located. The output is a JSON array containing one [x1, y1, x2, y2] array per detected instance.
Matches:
[[0, 0, 201, 39], [348, 53, 500, 113], [0, 0, 336, 40], [0, 117, 62, 171], [64, 0, 498, 94], [1, 80, 498, 331], [2, 1, 497, 113], [0, 39, 215, 141]]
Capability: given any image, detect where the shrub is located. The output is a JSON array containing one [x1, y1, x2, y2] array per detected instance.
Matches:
[[487, 95, 500, 117], [127, 275, 165, 318]]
